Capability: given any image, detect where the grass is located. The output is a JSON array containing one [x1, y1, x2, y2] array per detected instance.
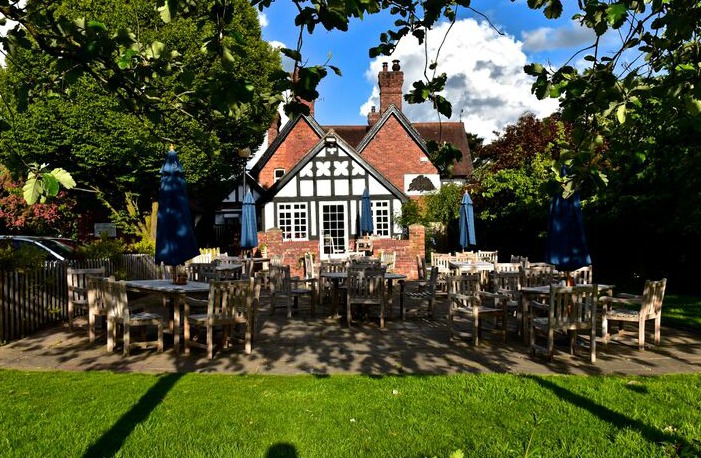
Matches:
[[664, 295, 701, 331], [1, 370, 700, 457]]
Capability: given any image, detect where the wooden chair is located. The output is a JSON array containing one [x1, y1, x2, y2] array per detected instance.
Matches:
[[184, 278, 258, 359], [319, 260, 348, 304], [454, 251, 478, 262], [569, 265, 593, 285], [379, 251, 396, 272], [599, 278, 667, 350], [510, 255, 529, 268], [400, 266, 439, 319], [477, 250, 498, 264], [67, 267, 106, 332], [523, 263, 556, 287], [106, 279, 164, 356], [416, 255, 428, 282], [530, 284, 598, 363], [300, 252, 319, 303], [494, 262, 522, 273], [215, 265, 243, 281], [215, 256, 242, 266], [269, 265, 315, 318], [87, 276, 110, 343], [346, 265, 386, 327], [447, 273, 507, 345], [187, 262, 217, 282]]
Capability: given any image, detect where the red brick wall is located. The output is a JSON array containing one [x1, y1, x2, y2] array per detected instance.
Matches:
[[259, 120, 321, 189], [361, 116, 438, 193], [256, 224, 425, 280]]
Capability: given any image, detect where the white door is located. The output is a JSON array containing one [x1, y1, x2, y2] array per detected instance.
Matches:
[[319, 202, 347, 257]]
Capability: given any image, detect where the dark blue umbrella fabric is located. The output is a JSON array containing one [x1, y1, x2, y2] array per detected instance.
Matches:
[[155, 147, 199, 267], [240, 191, 258, 250], [360, 188, 373, 235], [545, 188, 591, 272], [459, 192, 476, 249]]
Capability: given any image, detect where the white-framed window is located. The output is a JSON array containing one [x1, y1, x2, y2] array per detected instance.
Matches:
[[274, 168, 285, 182], [372, 200, 391, 237], [278, 202, 308, 240]]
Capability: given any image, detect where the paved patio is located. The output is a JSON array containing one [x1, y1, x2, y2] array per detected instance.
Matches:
[[1, 293, 700, 376]]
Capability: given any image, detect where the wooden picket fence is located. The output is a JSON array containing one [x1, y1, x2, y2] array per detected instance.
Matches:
[[0, 254, 159, 343]]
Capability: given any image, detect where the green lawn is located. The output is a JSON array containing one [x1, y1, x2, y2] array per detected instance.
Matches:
[[1, 370, 700, 457], [664, 295, 701, 331]]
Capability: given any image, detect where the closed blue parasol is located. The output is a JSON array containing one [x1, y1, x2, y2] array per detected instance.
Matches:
[[240, 191, 258, 250], [545, 185, 591, 272], [459, 192, 476, 249], [360, 188, 373, 235], [155, 146, 199, 271]]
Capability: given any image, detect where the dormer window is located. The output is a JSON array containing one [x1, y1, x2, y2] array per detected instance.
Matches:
[[274, 168, 285, 182]]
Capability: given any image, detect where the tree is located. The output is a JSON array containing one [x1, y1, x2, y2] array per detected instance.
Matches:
[[2, 0, 698, 201], [0, 0, 281, 236], [470, 113, 567, 257]]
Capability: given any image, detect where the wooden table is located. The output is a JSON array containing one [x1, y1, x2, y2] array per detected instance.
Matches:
[[320, 271, 407, 320], [125, 279, 210, 354], [519, 283, 614, 344], [448, 261, 494, 272]]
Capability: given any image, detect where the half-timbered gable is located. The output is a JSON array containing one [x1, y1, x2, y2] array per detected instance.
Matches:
[[356, 105, 441, 196], [261, 132, 407, 256]]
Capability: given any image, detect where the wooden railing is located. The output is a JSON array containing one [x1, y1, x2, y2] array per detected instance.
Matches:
[[0, 254, 159, 343]]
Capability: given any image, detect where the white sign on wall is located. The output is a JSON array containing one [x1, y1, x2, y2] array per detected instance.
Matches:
[[94, 223, 117, 237]]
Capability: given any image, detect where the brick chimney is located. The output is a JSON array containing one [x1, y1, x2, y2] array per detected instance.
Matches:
[[367, 60, 403, 126]]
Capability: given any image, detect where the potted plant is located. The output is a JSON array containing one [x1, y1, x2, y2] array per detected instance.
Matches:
[[258, 243, 268, 258]]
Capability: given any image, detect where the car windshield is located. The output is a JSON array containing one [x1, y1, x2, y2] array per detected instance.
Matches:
[[39, 239, 75, 258]]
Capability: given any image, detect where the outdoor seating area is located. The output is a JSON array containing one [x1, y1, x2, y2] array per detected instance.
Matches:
[[1, 259, 698, 376], [1, 243, 691, 374]]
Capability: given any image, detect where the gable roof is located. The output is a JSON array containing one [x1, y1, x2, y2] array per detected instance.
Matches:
[[413, 121, 473, 177], [263, 131, 408, 203], [323, 109, 472, 177], [320, 125, 369, 149], [250, 114, 326, 177], [254, 106, 473, 180], [355, 104, 430, 156]]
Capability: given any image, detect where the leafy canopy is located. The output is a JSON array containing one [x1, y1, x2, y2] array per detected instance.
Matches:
[[1, 0, 699, 200]]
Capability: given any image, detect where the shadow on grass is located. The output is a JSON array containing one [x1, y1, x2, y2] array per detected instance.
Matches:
[[82, 373, 184, 458], [527, 375, 701, 455], [266, 443, 298, 458]]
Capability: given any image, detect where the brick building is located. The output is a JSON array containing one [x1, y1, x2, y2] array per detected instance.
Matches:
[[215, 60, 473, 276]]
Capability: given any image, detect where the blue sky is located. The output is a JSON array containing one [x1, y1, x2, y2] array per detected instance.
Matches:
[[257, 0, 596, 141]]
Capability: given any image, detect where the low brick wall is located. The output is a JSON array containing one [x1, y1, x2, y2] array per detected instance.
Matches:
[[256, 224, 425, 279]]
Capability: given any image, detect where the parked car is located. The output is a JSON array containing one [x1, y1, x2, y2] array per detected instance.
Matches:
[[0, 235, 77, 262]]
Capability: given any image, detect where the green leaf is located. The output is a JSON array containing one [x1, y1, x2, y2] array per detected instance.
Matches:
[[145, 41, 166, 60], [222, 47, 236, 70], [685, 97, 701, 116], [606, 3, 628, 29], [616, 104, 627, 124], [543, 0, 563, 19], [50, 168, 76, 189], [329, 65, 342, 76], [43, 174, 60, 197], [22, 176, 43, 205]]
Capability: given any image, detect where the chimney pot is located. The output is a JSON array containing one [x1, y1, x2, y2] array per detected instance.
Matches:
[[382, 62, 388, 72], [392, 60, 400, 71]]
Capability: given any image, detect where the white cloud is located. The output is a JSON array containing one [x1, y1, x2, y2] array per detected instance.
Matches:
[[522, 21, 595, 52], [360, 19, 559, 142], [257, 12, 269, 28]]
